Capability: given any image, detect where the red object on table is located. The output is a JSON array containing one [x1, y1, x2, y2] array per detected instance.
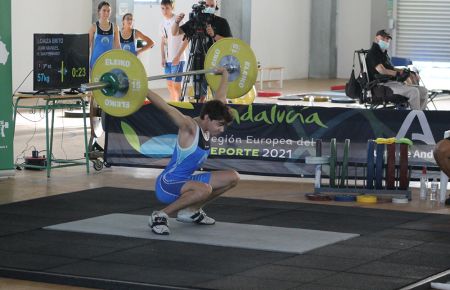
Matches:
[[331, 85, 346, 91], [257, 91, 282, 97]]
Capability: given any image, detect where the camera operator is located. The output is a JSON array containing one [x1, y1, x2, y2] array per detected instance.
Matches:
[[172, 0, 232, 102]]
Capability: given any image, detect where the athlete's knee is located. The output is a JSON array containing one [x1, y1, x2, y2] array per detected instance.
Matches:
[[197, 183, 213, 199], [227, 170, 240, 186]]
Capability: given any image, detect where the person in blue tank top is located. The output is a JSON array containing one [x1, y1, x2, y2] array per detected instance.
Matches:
[[147, 68, 239, 235], [120, 13, 155, 56], [88, 1, 120, 70], [87, 2, 120, 155]]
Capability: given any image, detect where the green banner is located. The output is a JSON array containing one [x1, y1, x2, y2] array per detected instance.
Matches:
[[0, 0, 13, 173]]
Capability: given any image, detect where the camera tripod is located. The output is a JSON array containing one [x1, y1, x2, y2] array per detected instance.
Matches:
[[180, 32, 210, 102]]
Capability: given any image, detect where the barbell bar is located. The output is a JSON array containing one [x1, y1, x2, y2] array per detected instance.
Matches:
[[80, 67, 237, 93], [82, 38, 258, 117]]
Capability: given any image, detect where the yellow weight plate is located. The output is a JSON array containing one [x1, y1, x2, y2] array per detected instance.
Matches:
[[315, 96, 329, 102], [230, 86, 256, 105], [303, 95, 329, 102], [91, 49, 148, 117], [204, 38, 258, 99], [356, 195, 378, 204]]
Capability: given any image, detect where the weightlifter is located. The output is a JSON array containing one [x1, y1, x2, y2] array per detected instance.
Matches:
[[147, 68, 239, 235]]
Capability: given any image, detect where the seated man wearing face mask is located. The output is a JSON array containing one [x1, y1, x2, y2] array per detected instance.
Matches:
[[366, 29, 428, 110]]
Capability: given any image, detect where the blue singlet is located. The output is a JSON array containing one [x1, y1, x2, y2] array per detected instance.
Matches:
[[155, 124, 211, 204], [90, 21, 114, 69], [120, 29, 137, 55]]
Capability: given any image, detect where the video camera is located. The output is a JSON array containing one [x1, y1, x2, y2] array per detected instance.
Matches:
[[189, 0, 213, 32]]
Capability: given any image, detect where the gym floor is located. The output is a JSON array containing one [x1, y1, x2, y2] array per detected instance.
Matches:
[[2, 79, 450, 289]]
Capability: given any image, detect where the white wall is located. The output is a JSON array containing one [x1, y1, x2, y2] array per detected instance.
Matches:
[[11, 0, 92, 92], [336, 0, 372, 79], [336, 0, 372, 78], [133, 0, 197, 88], [132, 1, 312, 84], [10, 0, 379, 91], [135, 1, 311, 83], [251, 0, 311, 79]]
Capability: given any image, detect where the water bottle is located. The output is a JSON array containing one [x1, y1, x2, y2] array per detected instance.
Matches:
[[419, 166, 427, 201], [429, 179, 439, 202], [439, 172, 448, 204], [314, 165, 321, 189], [308, 96, 315, 107]]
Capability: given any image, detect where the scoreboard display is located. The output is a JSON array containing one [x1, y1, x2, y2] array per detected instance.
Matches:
[[33, 34, 89, 92]]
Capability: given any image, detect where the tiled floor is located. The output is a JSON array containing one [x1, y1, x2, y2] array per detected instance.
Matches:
[[2, 79, 450, 289]]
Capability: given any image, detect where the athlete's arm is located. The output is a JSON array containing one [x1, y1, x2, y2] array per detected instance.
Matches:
[[113, 24, 121, 49], [147, 90, 194, 130], [172, 13, 185, 36], [160, 36, 166, 67], [135, 29, 155, 54], [214, 68, 229, 104], [175, 39, 189, 60], [88, 24, 96, 53]]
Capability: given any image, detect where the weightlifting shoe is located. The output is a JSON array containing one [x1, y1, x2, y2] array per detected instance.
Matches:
[[149, 211, 170, 235], [177, 208, 215, 225]]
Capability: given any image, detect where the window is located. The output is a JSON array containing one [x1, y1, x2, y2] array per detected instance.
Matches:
[[395, 0, 450, 62]]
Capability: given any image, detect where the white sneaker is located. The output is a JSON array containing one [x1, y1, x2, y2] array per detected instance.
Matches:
[[176, 208, 216, 225], [149, 211, 170, 235]]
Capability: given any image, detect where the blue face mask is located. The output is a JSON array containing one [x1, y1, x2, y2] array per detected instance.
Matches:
[[203, 7, 216, 14], [378, 40, 390, 51]]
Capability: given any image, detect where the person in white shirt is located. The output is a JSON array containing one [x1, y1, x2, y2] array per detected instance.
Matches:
[[160, 0, 189, 101]]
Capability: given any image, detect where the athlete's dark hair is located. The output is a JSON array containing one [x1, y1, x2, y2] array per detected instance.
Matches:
[[160, 0, 174, 8], [122, 13, 133, 21], [98, 1, 111, 12], [200, 100, 233, 124]]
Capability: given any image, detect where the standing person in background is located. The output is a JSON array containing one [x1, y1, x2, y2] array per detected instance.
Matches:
[[88, 1, 120, 69], [88, 1, 120, 153], [160, 0, 189, 101], [120, 13, 155, 56]]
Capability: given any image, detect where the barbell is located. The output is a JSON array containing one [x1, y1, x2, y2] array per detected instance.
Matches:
[[80, 38, 258, 117]]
